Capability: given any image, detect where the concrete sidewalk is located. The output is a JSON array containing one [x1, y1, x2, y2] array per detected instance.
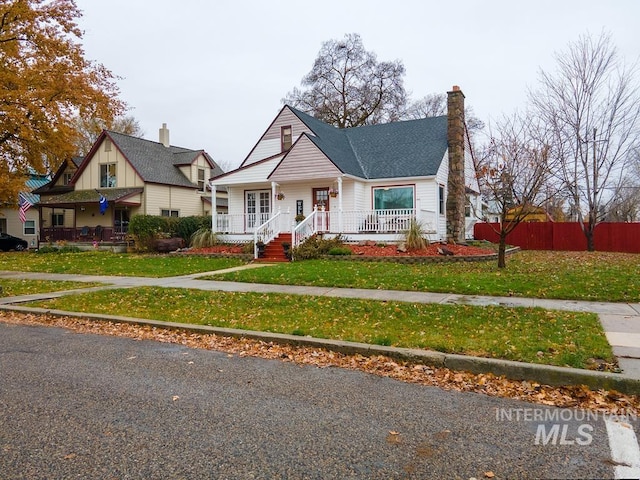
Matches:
[[1, 268, 639, 392]]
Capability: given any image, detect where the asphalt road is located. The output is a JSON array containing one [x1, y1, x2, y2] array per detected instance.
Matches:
[[0, 322, 620, 479]]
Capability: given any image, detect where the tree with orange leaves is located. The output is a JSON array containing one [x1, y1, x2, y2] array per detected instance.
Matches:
[[0, 0, 125, 204]]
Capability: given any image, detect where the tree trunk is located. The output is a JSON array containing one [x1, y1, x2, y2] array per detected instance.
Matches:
[[497, 233, 507, 268], [585, 228, 595, 252]]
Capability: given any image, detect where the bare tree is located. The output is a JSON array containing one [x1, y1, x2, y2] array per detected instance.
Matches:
[[606, 148, 640, 221], [405, 93, 485, 135], [476, 112, 557, 267], [283, 33, 406, 128], [529, 32, 640, 250], [72, 115, 143, 156], [404, 93, 447, 118]]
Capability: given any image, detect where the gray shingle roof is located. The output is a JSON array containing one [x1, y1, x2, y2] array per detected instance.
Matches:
[[289, 107, 448, 179], [106, 131, 221, 187]]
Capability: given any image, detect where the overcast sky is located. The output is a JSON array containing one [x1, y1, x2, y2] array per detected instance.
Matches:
[[73, 0, 639, 170]]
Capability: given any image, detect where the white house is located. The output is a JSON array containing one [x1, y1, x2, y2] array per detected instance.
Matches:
[[210, 86, 481, 252]]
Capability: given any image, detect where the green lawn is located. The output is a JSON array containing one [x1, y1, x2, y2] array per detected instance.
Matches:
[[1, 249, 629, 371], [3, 250, 637, 302], [208, 251, 640, 302], [0, 251, 247, 277], [27, 286, 613, 370], [0, 280, 102, 297]]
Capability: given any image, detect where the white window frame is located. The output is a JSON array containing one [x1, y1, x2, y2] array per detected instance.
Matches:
[[100, 163, 117, 188], [23, 220, 36, 235], [245, 190, 271, 229]]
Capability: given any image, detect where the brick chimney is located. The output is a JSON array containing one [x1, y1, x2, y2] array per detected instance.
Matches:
[[159, 123, 170, 147], [446, 85, 466, 243]]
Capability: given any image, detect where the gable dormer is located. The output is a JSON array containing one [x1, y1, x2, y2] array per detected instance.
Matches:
[[241, 106, 313, 168]]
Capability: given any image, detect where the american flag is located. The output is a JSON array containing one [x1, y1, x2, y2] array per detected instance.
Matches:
[[18, 193, 32, 223]]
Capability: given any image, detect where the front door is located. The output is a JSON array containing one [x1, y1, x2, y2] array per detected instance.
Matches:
[[114, 209, 130, 239], [313, 187, 330, 231], [246, 190, 271, 231]]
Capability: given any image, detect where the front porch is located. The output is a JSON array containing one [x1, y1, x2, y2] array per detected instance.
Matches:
[[214, 207, 440, 249], [40, 225, 129, 243], [37, 187, 141, 246]]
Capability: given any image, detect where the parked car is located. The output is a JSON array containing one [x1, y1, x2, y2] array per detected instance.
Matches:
[[0, 233, 28, 251]]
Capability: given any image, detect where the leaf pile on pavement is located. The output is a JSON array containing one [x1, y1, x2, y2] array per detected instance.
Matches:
[[2, 311, 638, 415]]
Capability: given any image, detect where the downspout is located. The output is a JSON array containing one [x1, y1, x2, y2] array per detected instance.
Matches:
[[210, 181, 217, 233], [337, 176, 343, 233]]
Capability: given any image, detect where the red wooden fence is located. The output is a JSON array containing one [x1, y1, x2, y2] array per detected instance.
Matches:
[[473, 222, 640, 253]]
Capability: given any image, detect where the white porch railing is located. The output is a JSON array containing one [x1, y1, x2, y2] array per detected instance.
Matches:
[[217, 208, 438, 239], [338, 208, 416, 233], [253, 210, 291, 258], [214, 213, 271, 233], [293, 208, 317, 248]]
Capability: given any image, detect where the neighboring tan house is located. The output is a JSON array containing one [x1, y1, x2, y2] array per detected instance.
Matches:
[[34, 124, 225, 243], [504, 205, 553, 223], [0, 172, 50, 248], [209, 86, 481, 250]]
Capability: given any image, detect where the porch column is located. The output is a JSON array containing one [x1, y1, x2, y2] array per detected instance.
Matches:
[[271, 181, 277, 205], [210, 181, 217, 232], [337, 176, 343, 232]]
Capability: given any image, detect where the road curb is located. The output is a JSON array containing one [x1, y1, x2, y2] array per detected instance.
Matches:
[[2, 304, 639, 396]]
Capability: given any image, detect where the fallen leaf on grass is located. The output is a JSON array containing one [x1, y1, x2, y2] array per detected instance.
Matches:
[[1, 311, 638, 414]]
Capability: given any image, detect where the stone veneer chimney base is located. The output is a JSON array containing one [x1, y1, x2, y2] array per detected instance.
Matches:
[[446, 86, 466, 244]]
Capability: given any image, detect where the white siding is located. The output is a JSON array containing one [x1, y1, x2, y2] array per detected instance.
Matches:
[[464, 149, 480, 193], [215, 157, 282, 186], [351, 181, 367, 211], [227, 178, 364, 218], [245, 139, 281, 165], [340, 180, 357, 211], [226, 187, 244, 216], [273, 184, 320, 217], [434, 152, 449, 239]]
